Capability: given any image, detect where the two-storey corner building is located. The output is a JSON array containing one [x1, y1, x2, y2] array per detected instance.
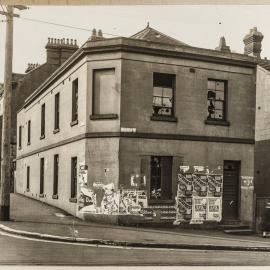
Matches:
[[15, 25, 259, 227]]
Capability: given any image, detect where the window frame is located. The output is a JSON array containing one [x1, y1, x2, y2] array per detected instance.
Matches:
[[70, 156, 77, 202], [151, 72, 177, 122], [40, 103, 46, 139], [26, 166, 30, 191], [27, 120, 31, 145], [71, 78, 78, 126], [90, 68, 118, 120], [53, 154, 59, 198], [54, 93, 60, 132], [18, 125, 22, 149], [39, 158, 44, 196], [205, 79, 230, 126], [149, 155, 173, 203]]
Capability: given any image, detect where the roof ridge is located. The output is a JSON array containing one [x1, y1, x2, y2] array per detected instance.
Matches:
[[130, 26, 150, 39], [147, 26, 189, 46], [131, 25, 189, 47]]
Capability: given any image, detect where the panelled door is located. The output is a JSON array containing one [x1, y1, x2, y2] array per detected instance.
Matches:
[[222, 161, 240, 221]]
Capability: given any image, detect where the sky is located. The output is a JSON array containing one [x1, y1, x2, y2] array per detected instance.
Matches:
[[1, 5, 270, 83]]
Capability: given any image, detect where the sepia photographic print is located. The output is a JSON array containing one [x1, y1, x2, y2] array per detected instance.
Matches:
[[1, 1, 270, 269]]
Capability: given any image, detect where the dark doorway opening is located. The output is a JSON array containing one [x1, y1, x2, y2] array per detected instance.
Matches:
[[222, 160, 241, 221]]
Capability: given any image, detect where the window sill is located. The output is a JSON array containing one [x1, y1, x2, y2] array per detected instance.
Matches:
[[27, 142, 31, 146], [39, 193, 44, 198], [69, 197, 77, 203], [52, 194, 58, 199], [53, 128, 60, 134], [26, 188, 30, 192], [150, 115, 178, 122], [205, 119, 230, 126], [70, 119, 78, 127], [90, 114, 118, 120], [40, 134, 45, 140], [148, 199, 175, 205]]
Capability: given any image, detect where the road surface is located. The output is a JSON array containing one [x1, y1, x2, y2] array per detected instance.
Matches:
[[0, 232, 270, 266]]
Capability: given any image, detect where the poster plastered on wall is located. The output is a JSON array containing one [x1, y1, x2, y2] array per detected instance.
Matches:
[[178, 166, 193, 197], [190, 196, 207, 224], [241, 176, 254, 190], [206, 197, 222, 222], [78, 163, 88, 186]]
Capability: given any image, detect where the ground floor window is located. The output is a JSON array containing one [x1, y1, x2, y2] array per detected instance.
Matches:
[[150, 156, 172, 200], [53, 155, 59, 196], [71, 157, 77, 199], [26, 166, 30, 191], [40, 158, 44, 195]]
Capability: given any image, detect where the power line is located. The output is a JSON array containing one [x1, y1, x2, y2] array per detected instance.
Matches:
[[17, 16, 121, 37]]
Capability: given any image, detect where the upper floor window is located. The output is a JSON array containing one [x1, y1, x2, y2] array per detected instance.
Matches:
[[91, 68, 118, 119], [152, 73, 175, 117], [54, 93, 60, 132], [207, 79, 227, 121], [40, 103, 45, 139], [71, 79, 78, 124], [27, 120, 31, 145], [18, 125, 22, 149]]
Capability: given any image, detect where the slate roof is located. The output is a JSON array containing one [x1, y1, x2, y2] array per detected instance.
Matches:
[[131, 25, 189, 47]]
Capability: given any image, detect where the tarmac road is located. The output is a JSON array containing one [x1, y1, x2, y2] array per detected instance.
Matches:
[[1, 232, 270, 266]]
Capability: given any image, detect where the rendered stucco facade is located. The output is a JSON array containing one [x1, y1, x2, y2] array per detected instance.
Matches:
[[15, 33, 257, 226]]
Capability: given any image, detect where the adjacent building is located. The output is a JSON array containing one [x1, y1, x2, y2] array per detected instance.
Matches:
[[1, 38, 78, 191], [15, 25, 269, 227]]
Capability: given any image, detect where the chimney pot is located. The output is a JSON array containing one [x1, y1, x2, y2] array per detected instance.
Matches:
[[98, 29, 103, 37], [215, 36, 231, 53], [243, 26, 264, 58]]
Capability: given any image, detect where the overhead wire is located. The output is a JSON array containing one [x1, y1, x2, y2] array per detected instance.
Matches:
[[17, 16, 121, 37]]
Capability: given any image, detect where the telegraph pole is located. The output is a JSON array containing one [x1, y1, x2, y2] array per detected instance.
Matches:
[[0, 5, 14, 220], [0, 5, 26, 220]]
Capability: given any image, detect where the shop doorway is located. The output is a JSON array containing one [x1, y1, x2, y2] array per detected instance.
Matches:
[[222, 160, 240, 221]]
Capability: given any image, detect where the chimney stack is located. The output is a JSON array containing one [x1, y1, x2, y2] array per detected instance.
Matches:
[[243, 27, 264, 58], [215, 36, 231, 53], [89, 28, 105, 41], [45, 37, 79, 65]]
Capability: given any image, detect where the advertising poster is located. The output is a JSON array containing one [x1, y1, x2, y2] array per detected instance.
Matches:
[[119, 189, 138, 214], [190, 196, 207, 224], [137, 190, 148, 208], [241, 176, 254, 190], [207, 174, 223, 197], [206, 197, 222, 221], [101, 183, 119, 215], [178, 166, 193, 197], [78, 164, 88, 187], [192, 173, 208, 197], [78, 187, 96, 213], [119, 189, 148, 215], [175, 196, 192, 221]]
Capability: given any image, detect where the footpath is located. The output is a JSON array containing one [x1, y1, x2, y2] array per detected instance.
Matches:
[[1, 193, 270, 251]]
